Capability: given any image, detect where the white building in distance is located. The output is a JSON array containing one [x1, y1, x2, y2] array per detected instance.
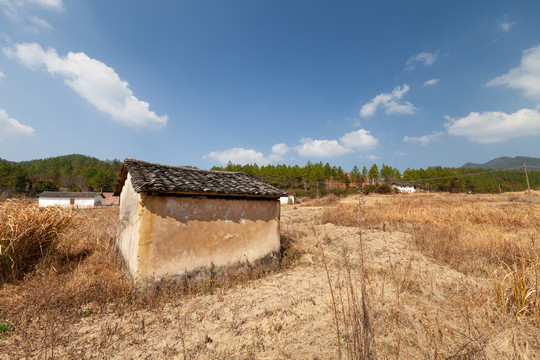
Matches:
[[38, 192, 104, 209]]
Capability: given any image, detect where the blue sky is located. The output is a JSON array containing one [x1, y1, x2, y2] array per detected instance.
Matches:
[[1, 1, 540, 171]]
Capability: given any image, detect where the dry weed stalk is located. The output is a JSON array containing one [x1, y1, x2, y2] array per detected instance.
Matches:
[[314, 194, 377, 359], [0, 200, 73, 282], [494, 261, 540, 325]]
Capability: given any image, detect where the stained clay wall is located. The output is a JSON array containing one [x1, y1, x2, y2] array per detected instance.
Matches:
[[135, 194, 281, 281], [116, 173, 142, 276]]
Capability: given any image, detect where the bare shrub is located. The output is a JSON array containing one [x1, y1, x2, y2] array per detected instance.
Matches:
[[0, 200, 73, 282]]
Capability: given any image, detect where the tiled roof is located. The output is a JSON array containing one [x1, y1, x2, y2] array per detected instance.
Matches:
[[38, 192, 104, 198], [116, 158, 287, 198]]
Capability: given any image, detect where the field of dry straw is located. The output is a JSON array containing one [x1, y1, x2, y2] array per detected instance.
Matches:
[[1, 190, 539, 358]]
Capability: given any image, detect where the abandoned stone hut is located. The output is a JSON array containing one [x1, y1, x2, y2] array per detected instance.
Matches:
[[115, 158, 288, 283]]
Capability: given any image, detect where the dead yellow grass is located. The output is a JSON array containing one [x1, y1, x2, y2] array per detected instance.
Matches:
[[322, 192, 540, 275], [321, 192, 540, 331], [1, 193, 539, 358], [0, 200, 73, 282]]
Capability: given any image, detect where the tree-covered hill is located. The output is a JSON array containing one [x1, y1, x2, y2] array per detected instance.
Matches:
[[462, 156, 540, 170], [0, 154, 122, 196], [1, 155, 539, 197], [213, 161, 540, 195]]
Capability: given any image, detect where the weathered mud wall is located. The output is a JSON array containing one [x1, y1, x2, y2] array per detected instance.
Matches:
[[136, 195, 281, 280], [116, 174, 142, 277]]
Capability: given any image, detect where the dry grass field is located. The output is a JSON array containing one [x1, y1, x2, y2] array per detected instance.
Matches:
[[1, 191, 539, 358]]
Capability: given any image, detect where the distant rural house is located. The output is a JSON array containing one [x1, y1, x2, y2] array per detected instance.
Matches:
[[115, 158, 287, 283], [38, 192, 104, 208], [102, 192, 120, 206], [280, 193, 295, 205], [392, 182, 416, 193]]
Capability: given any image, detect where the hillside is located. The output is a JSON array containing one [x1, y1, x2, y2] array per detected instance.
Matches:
[[0, 154, 122, 195], [462, 156, 540, 170]]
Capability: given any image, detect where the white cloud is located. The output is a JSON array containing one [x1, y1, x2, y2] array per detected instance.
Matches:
[[395, 151, 406, 156], [0, 70, 5, 79], [27, 15, 52, 30], [271, 143, 289, 156], [1, 0, 63, 11], [295, 129, 378, 158], [205, 148, 274, 165], [487, 44, 540, 100], [498, 16, 516, 32], [445, 109, 540, 143], [1, 0, 62, 32], [340, 129, 378, 151], [27, 0, 63, 10], [0, 108, 35, 140], [206, 142, 291, 165], [403, 131, 444, 146], [295, 138, 348, 157], [360, 84, 417, 118], [207, 129, 378, 164], [423, 78, 439, 87], [4, 43, 168, 129], [406, 51, 439, 71], [366, 154, 379, 161]]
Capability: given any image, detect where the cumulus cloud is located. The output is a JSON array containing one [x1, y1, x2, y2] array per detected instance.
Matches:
[[340, 129, 379, 151], [271, 143, 289, 156], [406, 51, 439, 71], [487, 44, 540, 100], [295, 138, 348, 157], [206, 142, 291, 165], [296, 129, 378, 158], [205, 148, 274, 165], [4, 43, 168, 129], [423, 78, 439, 87], [360, 84, 417, 118], [0, 108, 35, 140], [403, 131, 444, 146], [445, 109, 540, 143], [207, 129, 378, 164]]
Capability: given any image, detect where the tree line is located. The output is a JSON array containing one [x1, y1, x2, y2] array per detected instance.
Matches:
[[212, 161, 540, 195], [1, 155, 538, 197], [0, 154, 122, 196]]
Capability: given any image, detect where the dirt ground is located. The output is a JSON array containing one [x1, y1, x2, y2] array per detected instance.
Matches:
[[3, 194, 540, 359]]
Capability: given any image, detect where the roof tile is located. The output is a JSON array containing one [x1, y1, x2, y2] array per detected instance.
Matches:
[[117, 158, 287, 198]]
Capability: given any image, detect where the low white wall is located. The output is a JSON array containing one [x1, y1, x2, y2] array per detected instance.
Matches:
[[39, 197, 71, 208], [74, 198, 95, 208], [280, 195, 295, 205], [397, 186, 415, 193]]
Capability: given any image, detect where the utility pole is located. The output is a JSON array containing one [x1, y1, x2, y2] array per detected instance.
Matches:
[[523, 163, 532, 203]]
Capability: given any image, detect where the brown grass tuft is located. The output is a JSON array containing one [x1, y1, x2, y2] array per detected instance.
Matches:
[[0, 200, 73, 282], [303, 193, 340, 207]]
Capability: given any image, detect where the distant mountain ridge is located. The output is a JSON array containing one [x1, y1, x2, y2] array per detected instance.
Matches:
[[462, 156, 540, 170]]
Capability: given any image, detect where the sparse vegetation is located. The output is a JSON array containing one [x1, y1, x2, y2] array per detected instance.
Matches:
[[0, 200, 73, 282], [1, 192, 539, 358]]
